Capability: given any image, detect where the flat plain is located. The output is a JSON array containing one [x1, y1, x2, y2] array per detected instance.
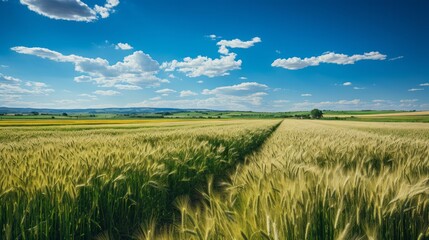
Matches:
[[1, 119, 428, 239]]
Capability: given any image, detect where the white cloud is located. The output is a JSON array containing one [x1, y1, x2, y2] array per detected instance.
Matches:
[[202, 82, 268, 96], [155, 88, 176, 94], [275, 50, 281, 54], [216, 37, 261, 55], [129, 93, 267, 111], [343, 82, 352, 86], [206, 34, 221, 40], [293, 99, 362, 109], [150, 96, 161, 101], [115, 42, 133, 50], [162, 37, 260, 78], [180, 90, 198, 97], [419, 83, 429, 86], [12, 46, 165, 89], [0, 65, 8, 68], [168, 74, 176, 79], [0, 74, 54, 104], [197, 80, 203, 84], [94, 0, 119, 19], [19, 0, 119, 22], [0, 73, 21, 82], [400, 99, 418, 103], [389, 56, 404, 61], [272, 51, 386, 70], [273, 100, 290, 104], [239, 76, 247, 80], [408, 88, 424, 92], [301, 93, 312, 97], [372, 99, 389, 103], [353, 87, 365, 90], [114, 84, 142, 90], [79, 93, 97, 99], [93, 90, 120, 96], [162, 53, 242, 78]]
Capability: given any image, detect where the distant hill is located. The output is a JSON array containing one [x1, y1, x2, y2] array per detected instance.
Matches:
[[0, 107, 218, 114]]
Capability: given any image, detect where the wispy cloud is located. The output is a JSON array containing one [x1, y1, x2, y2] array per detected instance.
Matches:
[[114, 84, 142, 90], [301, 93, 312, 97], [419, 83, 429, 87], [0, 74, 54, 105], [272, 51, 386, 70], [343, 82, 352, 86], [408, 88, 424, 92], [400, 99, 418, 103], [389, 56, 404, 61], [93, 90, 120, 96], [155, 88, 176, 95], [0, 73, 21, 82]]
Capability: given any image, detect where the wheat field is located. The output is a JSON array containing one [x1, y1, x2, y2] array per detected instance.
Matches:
[[1, 119, 428, 239], [164, 120, 429, 240]]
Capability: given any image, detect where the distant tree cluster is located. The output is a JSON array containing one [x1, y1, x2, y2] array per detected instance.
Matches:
[[310, 109, 323, 119]]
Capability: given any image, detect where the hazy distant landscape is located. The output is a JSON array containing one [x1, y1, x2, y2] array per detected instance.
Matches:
[[1, 0, 428, 239]]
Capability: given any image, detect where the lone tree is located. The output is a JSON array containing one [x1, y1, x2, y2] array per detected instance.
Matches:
[[310, 109, 323, 119]]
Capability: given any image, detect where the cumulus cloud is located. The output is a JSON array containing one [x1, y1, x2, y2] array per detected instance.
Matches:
[[301, 93, 312, 97], [93, 90, 120, 96], [115, 42, 133, 50], [217, 37, 261, 55], [408, 88, 424, 92], [162, 37, 260, 78], [12, 46, 165, 89], [19, 0, 119, 22], [93, 0, 119, 19], [343, 82, 352, 86], [272, 51, 387, 70], [180, 90, 198, 97], [162, 53, 242, 78]]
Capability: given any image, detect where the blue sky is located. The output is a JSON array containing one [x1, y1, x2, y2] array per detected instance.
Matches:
[[0, 0, 428, 111]]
